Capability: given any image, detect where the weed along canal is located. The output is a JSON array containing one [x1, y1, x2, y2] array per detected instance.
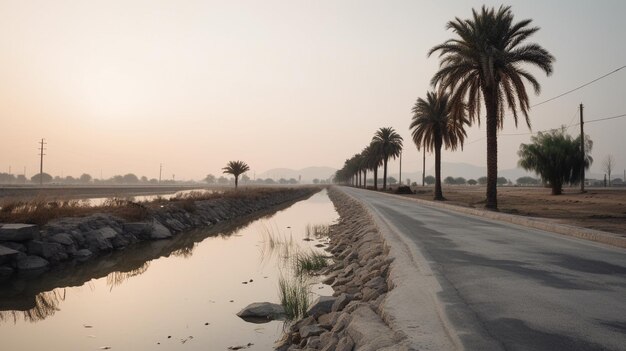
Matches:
[[0, 189, 338, 350]]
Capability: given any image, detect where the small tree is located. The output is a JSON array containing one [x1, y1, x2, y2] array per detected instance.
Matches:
[[444, 176, 456, 185], [455, 177, 466, 185], [478, 176, 488, 185], [79, 173, 92, 183], [467, 179, 477, 185], [603, 155, 615, 187], [222, 161, 250, 189], [204, 174, 216, 184], [518, 128, 592, 195], [424, 175, 436, 185], [497, 177, 509, 186], [516, 176, 539, 185], [31, 173, 53, 184], [313, 178, 320, 184]]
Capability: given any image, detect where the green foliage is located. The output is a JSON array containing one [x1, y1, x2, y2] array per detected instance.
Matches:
[[294, 251, 329, 276], [222, 160, 250, 188], [497, 177, 509, 186], [518, 128, 593, 195], [444, 176, 456, 185], [516, 176, 539, 185], [424, 175, 436, 185], [478, 176, 488, 185], [429, 5, 554, 209], [467, 179, 477, 185], [278, 275, 310, 320]]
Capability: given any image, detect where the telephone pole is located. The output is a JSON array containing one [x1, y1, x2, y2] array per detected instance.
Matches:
[[159, 163, 162, 184], [422, 144, 426, 186], [579, 104, 585, 193], [38, 138, 47, 185], [399, 150, 402, 186]]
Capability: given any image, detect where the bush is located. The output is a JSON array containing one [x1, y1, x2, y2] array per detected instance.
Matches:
[[395, 186, 413, 194]]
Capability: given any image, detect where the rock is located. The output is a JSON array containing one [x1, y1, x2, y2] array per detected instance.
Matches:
[[0, 224, 39, 242], [317, 312, 339, 328], [1, 241, 26, 252], [299, 325, 325, 338], [74, 249, 93, 259], [0, 244, 20, 264], [123, 222, 152, 237], [16, 255, 49, 271], [332, 293, 354, 312], [236, 302, 285, 322], [83, 230, 113, 252], [27, 240, 66, 261], [305, 336, 321, 348], [346, 306, 398, 350], [306, 296, 337, 317], [50, 233, 74, 246], [97, 227, 119, 240], [150, 220, 172, 240], [335, 336, 355, 351]]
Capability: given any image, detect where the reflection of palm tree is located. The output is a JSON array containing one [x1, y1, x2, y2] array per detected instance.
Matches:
[[410, 91, 468, 200], [429, 5, 554, 209], [0, 289, 66, 323], [222, 161, 250, 189], [371, 127, 403, 190]]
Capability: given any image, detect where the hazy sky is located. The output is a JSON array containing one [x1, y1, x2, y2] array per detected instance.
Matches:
[[1, 0, 625, 181]]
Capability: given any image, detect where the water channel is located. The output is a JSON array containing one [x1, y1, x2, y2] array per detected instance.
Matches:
[[0, 189, 338, 350]]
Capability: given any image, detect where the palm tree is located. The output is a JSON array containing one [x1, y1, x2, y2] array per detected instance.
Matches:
[[410, 91, 468, 200], [365, 142, 383, 190], [371, 127, 403, 190], [222, 160, 250, 189], [429, 5, 554, 209]]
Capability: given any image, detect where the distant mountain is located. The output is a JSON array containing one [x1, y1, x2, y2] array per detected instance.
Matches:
[[257, 166, 337, 183]]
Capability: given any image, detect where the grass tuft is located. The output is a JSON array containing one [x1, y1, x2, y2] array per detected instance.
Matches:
[[294, 250, 330, 276], [278, 275, 310, 320]]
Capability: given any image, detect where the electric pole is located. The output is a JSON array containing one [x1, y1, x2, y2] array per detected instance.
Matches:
[[579, 104, 585, 193], [38, 138, 47, 185], [159, 163, 162, 184], [399, 150, 402, 186], [422, 145, 426, 186]]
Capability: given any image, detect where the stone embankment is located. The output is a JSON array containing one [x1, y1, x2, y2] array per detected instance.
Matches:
[[275, 187, 411, 351], [0, 188, 317, 280]]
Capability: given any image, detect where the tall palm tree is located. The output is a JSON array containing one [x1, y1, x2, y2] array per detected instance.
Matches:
[[222, 160, 250, 189], [410, 91, 468, 200], [371, 127, 403, 190], [366, 142, 383, 190], [429, 5, 554, 209]]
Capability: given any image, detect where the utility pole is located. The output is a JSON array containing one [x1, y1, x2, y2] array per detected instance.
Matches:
[[38, 138, 47, 185], [422, 145, 426, 186], [399, 150, 402, 186], [579, 103, 585, 193], [159, 163, 162, 184]]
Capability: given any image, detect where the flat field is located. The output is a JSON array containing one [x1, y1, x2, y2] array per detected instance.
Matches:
[[405, 186, 626, 236]]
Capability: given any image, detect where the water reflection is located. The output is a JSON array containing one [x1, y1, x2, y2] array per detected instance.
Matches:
[[0, 195, 311, 324]]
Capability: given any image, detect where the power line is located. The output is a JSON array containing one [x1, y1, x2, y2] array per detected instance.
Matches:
[[530, 65, 626, 108], [585, 113, 626, 124]]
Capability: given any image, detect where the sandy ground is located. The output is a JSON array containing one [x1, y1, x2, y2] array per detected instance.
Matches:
[[402, 186, 626, 236]]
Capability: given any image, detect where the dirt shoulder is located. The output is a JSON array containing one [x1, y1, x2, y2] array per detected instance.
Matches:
[[402, 186, 626, 237]]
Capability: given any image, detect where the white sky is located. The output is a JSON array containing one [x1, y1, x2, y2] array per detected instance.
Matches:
[[0, 0, 625, 180]]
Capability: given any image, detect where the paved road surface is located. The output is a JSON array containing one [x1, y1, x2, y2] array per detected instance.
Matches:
[[342, 187, 626, 351]]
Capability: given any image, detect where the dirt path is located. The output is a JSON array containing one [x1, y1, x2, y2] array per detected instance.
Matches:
[[403, 186, 626, 236]]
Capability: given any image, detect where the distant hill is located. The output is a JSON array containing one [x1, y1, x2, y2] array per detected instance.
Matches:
[[256, 166, 337, 183]]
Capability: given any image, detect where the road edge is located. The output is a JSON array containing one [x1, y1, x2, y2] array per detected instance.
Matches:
[[383, 192, 626, 249]]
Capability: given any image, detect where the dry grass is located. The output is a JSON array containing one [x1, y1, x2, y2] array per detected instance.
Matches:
[[0, 187, 311, 225]]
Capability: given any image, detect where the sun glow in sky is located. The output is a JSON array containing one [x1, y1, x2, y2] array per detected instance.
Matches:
[[1, 0, 625, 181]]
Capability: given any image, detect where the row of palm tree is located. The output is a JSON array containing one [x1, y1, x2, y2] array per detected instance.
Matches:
[[335, 6, 555, 210], [334, 127, 403, 190]]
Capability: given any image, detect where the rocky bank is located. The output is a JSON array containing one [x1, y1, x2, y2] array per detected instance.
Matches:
[[0, 188, 317, 280], [275, 187, 412, 351]]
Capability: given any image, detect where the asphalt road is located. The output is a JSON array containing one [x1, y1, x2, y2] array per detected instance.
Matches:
[[342, 187, 626, 351]]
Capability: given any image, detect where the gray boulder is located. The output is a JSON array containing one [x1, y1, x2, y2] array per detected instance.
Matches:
[[306, 296, 337, 317], [97, 227, 119, 240], [0, 244, 20, 264], [299, 324, 325, 338], [123, 222, 152, 237], [236, 302, 285, 322], [27, 240, 66, 262], [0, 224, 39, 242], [83, 230, 113, 252], [73, 249, 93, 259], [50, 233, 74, 246], [16, 255, 49, 271], [150, 220, 172, 240]]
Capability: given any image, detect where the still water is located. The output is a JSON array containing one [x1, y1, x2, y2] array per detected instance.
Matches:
[[0, 189, 337, 350]]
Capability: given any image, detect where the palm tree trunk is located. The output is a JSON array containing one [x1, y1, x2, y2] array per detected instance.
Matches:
[[373, 167, 378, 190], [235, 176, 239, 189], [363, 169, 367, 188], [485, 88, 499, 210], [383, 156, 388, 190], [434, 137, 444, 200]]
